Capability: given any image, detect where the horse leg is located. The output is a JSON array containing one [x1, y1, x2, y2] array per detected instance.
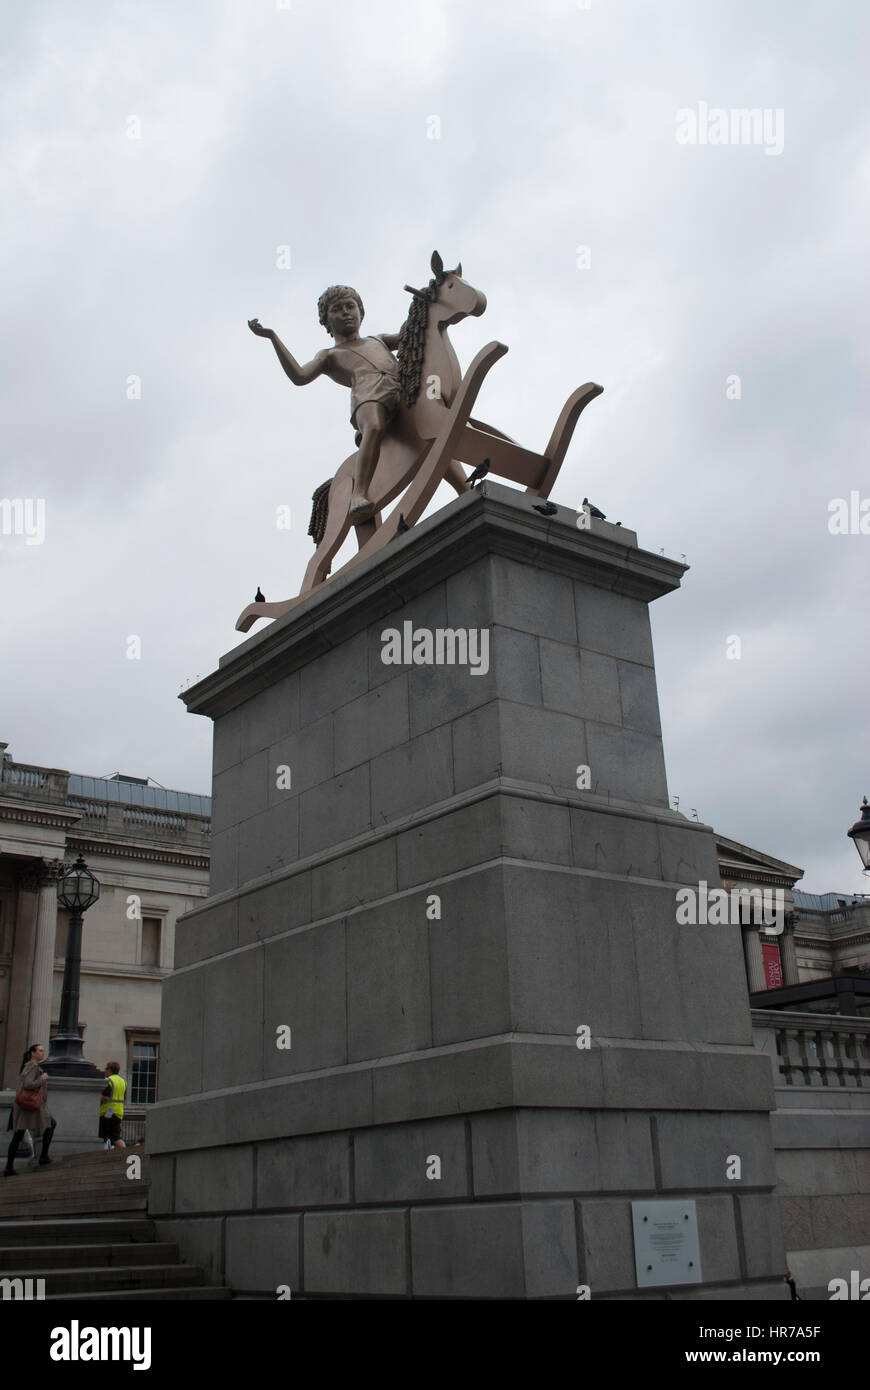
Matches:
[[299, 470, 355, 595], [445, 459, 469, 495], [354, 512, 381, 548]]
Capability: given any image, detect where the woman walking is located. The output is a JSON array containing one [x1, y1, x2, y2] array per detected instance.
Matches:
[[4, 1043, 57, 1176]]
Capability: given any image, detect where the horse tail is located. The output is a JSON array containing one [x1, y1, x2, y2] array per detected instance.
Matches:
[[308, 479, 333, 546]]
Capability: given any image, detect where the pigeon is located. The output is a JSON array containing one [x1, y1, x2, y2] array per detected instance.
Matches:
[[615, 521, 622, 528], [397, 514, 410, 534], [467, 458, 490, 487], [254, 587, 266, 603], [582, 497, 606, 520], [533, 501, 558, 516]]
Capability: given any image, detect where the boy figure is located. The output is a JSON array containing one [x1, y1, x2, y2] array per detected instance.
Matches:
[[249, 287, 402, 522]]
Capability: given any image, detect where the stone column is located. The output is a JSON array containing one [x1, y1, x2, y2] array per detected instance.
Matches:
[[4, 870, 38, 1087], [743, 926, 767, 992], [779, 918, 800, 986], [29, 866, 60, 1051]]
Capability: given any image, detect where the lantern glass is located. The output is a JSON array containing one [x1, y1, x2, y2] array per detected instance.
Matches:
[[847, 798, 870, 871], [56, 855, 101, 912]]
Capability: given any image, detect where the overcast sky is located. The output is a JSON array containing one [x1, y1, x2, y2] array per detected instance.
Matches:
[[2, 0, 868, 893]]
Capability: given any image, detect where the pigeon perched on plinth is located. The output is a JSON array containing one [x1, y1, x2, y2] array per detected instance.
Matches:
[[533, 501, 558, 516], [582, 497, 606, 520], [467, 458, 490, 488], [397, 514, 410, 534], [254, 587, 266, 603]]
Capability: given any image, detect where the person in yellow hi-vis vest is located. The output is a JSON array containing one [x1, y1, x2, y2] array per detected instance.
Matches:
[[99, 1062, 127, 1150]]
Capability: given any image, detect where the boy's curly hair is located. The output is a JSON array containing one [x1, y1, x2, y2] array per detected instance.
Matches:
[[317, 285, 364, 332]]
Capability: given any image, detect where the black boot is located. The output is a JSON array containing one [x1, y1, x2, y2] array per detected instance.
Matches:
[[4, 1130, 24, 1176], [38, 1123, 55, 1165]]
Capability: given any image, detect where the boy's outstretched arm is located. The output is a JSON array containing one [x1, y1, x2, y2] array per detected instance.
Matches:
[[248, 319, 328, 385], [378, 331, 402, 350]]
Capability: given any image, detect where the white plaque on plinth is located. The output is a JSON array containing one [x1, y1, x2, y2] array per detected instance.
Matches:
[[632, 1200, 702, 1287]]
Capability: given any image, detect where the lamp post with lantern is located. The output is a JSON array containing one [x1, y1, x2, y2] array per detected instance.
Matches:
[[43, 854, 105, 1077], [847, 797, 870, 877]]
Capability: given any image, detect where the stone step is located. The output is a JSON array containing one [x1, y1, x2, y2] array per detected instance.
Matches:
[[1, 1173, 146, 1195], [0, 1241, 178, 1270], [45, 1285, 232, 1300], [2, 1263, 204, 1293], [0, 1193, 147, 1219], [53, 1149, 144, 1169], [0, 1217, 156, 1245]]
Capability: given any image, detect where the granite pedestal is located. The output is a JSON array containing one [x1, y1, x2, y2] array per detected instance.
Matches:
[[148, 482, 787, 1299]]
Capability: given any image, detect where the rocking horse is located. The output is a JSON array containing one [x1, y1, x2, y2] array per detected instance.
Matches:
[[236, 252, 602, 633]]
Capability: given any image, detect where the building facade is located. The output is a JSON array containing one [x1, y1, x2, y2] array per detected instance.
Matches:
[[0, 744, 209, 1123]]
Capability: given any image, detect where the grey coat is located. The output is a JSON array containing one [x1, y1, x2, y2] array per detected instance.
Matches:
[[10, 1061, 55, 1135]]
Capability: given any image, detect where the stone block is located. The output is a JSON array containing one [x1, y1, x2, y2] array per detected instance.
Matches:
[[574, 584, 654, 665], [226, 1214, 301, 1294], [158, 968, 204, 1100], [411, 1202, 525, 1297], [569, 804, 662, 879], [429, 865, 509, 1046], [585, 721, 669, 806], [210, 764, 241, 836], [347, 896, 432, 1060], [655, 1112, 778, 1190], [304, 1209, 408, 1296], [201, 948, 264, 1092], [147, 1156, 175, 1216], [451, 701, 502, 795], [491, 555, 576, 644], [521, 1201, 579, 1297], [299, 763, 371, 858], [658, 819, 722, 885], [354, 1118, 470, 1202], [617, 660, 663, 735], [736, 1193, 787, 1280], [372, 1041, 514, 1127], [268, 712, 333, 803], [237, 749, 271, 824], [445, 556, 491, 631], [238, 797, 299, 884], [503, 865, 643, 1037], [809, 1193, 870, 1249], [334, 677, 409, 774], [238, 871, 312, 948], [240, 672, 300, 760], [577, 1198, 635, 1293], [407, 649, 495, 738], [175, 898, 238, 970], [263, 920, 347, 1076], [175, 1145, 254, 1214], [234, 1067, 373, 1143], [472, 1109, 656, 1196], [773, 1148, 862, 1197], [396, 797, 503, 889], [493, 627, 542, 706], [770, 1109, 870, 1151], [500, 793, 574, 865], [153, 1217, 223, 1284], [695, 1195, 741, 1282], [208, 826, 238, 894], [213, 706, 241, 775], [257, 1133, 352, 1208], [497, 702, 587, 794], [371, 724, 454, 825], [310, 836, 397, 920], [368, 582, 449, 692], [300, 628, 370, 721]]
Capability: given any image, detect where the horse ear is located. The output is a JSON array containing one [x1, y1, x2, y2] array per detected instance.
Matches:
[[431, 250, 444, 280], [455, 262, 462, 276]]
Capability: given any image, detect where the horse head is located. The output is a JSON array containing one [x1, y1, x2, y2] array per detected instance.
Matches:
[[405, 252, 487, 326]]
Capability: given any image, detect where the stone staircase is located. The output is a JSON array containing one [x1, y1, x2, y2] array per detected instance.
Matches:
[[0, 1149, 230, 1299]]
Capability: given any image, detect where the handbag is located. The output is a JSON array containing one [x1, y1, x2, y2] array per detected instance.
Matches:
[[15, 1084, 43, 1111]]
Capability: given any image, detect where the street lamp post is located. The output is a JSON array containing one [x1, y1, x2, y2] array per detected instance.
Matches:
[[847, 797, 870, 875], [43, 854, 104, 1077]]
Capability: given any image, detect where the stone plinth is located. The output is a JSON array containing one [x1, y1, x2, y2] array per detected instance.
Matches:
[[148, 482, 787, 1299]]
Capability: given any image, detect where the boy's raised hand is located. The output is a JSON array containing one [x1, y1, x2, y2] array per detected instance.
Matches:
[[248, 318, 272, 337]]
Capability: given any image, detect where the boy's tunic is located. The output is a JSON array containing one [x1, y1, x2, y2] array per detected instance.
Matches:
[[346, 337, 402, 427]]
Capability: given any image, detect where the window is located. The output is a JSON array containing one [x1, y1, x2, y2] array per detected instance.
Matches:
[[141, 917, 161, 967], [129, 1040, 159, 1104]]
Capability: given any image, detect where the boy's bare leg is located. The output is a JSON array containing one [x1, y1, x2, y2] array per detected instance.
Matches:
[[349, 402, 388, 521]]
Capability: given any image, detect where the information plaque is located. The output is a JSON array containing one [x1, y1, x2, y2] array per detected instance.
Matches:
[[631, 1199, 702, 1288]]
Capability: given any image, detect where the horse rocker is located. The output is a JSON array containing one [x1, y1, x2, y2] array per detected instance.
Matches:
[[237, 252, 602, 633]]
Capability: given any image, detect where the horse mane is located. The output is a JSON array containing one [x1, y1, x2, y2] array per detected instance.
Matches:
[[396, 269, 447, 408]]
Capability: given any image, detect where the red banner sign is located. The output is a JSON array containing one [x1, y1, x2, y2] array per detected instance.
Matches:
[[761, 942, 783, 989]]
